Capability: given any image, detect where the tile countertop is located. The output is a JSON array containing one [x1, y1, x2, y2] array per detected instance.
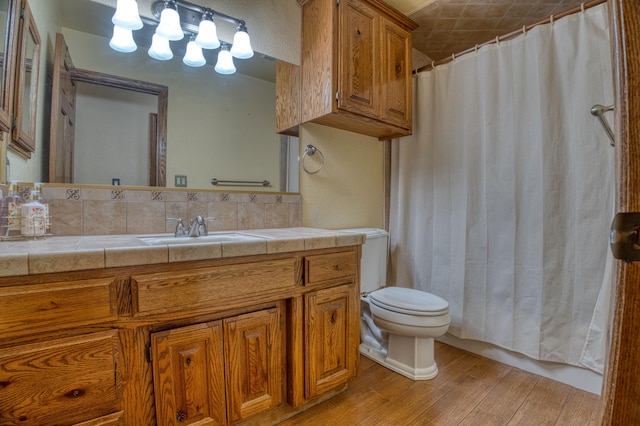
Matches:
[[0, 228, 366, 278]]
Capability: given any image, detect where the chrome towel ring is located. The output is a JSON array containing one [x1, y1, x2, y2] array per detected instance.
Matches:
[[302, 144, 324, 174]]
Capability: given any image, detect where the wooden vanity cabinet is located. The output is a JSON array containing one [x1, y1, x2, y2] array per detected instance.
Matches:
[[0, 277, 122, 426], [0, 245, 361, 425], [151, 308, 283, 426], [300, 0, 417, 140], [304, 251, 360, 399]]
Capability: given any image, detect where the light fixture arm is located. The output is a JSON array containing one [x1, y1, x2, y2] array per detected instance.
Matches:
[[151, 0, 245, 33]]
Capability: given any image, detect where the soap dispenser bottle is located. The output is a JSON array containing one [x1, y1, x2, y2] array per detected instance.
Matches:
[[21, 188, 46, 237], [33, 182, 50, 233], [0, 180, 23, 238]]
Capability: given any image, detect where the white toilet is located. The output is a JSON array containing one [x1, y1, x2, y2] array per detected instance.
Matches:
[[342, 228, 450, 380]]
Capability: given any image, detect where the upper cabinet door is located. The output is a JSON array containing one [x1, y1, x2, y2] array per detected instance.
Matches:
[[0, 0, 19, 133], [379, 17, 412, 130], [338, 0, 379, 120], [10, 0, 40, 158]]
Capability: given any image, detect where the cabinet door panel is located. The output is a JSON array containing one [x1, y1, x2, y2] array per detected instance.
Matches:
[[380, 17, 412, 129], [305, 284, 359, 399], [151, 322, 226, 426], [224, 308, 282, 423], [338, 0, 379, 119], [0, 331, 120, 426]]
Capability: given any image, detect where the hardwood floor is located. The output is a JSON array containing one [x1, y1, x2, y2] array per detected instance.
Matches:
[[280, 342, 601, 425]]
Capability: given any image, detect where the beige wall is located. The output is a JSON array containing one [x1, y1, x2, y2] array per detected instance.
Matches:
[[299, 123, 384, 229]]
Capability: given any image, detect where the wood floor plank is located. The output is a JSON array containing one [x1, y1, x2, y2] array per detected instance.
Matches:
[[280, 343, 602, 426], [554, 387, 601, 426], [408, 357, 513, 426], [457, 368, 539, 425], [505, 376, 572, 425]]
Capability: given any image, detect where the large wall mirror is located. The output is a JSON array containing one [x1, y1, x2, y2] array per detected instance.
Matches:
[[5, 0, 300, 192]]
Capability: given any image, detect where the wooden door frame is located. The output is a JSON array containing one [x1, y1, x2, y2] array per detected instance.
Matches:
[[600, 0, 640, 422], [67, 69, 168, 187]]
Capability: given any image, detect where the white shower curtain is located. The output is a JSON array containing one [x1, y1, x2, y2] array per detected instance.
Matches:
[[389, 4, 613, 372]]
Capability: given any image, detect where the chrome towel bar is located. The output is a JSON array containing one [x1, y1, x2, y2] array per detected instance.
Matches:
[[211, 179, 271, 187]]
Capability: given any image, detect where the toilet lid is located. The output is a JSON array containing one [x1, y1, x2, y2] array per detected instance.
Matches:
[[368, 287, 449, 316]]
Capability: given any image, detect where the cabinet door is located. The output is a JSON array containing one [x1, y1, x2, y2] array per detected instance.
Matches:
[[151, 322, 226, 426], [224, 308, 283, 423], [338, 0, 379, 119], [380, 16, 412, 129], [305, 284, 359, 399]]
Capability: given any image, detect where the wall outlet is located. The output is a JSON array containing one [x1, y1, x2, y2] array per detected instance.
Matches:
[[112, 178, 120, 186], [175, 175, 187, 187]]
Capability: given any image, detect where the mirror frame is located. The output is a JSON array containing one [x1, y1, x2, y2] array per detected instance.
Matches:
[[0, 0, 19, 135], [9, 0, 40, 159]]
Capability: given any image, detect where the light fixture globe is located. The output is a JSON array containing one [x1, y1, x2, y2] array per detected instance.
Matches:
[[195, 15, 220, 49], [148, 33, 173, 60], [109, 25, 137, 53], [156, 2, 184, 41], [112, 0, 143, 30], [183, 37, 206, 67], [230, 23, 253, 59], [214, 44, 236, 74]]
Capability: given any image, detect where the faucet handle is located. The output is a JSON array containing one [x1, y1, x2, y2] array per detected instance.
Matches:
[[167, 217, 188, 237]]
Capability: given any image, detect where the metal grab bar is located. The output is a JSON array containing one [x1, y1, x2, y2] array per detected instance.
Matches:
[[211, 178, 271, 187], [591, 104, 615, 147]]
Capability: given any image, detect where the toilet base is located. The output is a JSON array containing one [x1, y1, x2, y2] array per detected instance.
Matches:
[[360, 333, 439, 381]]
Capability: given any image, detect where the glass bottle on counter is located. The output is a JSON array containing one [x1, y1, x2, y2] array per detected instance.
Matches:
[[0, 180, 23, 238], [21, 188, 46, 237], [33, 182, 50, 233]]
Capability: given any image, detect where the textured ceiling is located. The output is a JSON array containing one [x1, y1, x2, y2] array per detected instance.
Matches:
[[393, 0, 588, 65]]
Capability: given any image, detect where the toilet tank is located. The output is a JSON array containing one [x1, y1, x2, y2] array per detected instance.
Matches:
[[341, 228, 388, 293]]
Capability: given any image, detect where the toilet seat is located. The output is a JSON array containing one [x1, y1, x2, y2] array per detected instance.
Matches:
[[368, 287, 449, 316]]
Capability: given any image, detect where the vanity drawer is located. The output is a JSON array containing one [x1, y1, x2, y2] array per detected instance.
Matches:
[[0, 278, 117, 340], [304, 251, 357, 287], [132, 258, 301, 316], [0, 331, 121, 426]]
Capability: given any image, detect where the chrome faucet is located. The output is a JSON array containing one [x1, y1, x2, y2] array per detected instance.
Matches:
[[167, 218, 188, 237], [188, 215, 208, 237]]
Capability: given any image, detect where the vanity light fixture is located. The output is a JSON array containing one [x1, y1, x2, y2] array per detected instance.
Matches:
[[148, 33, 173, 60], [194, 11, 220, 49], [112, 0, 143, 30], [155, 0, 184, 41], [108, 0, 254, 76], [183, 35, 206, 67], [229, 22, 253, 59], [214, 43, 236, 75], [109, 25, 137, 52]]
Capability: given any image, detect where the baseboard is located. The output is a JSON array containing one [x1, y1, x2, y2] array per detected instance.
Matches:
[[437, 334, 603, 395]]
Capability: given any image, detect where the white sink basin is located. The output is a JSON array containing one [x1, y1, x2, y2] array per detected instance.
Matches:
[[139, 232, 267, 245]]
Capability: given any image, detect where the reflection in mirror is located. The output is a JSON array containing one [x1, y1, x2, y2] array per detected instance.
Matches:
[[46, 0, 297, 192], [19, 22, 33, 135], [10, 0, 40, 158]]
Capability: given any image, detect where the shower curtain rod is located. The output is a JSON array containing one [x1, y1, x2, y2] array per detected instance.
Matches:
[[416, 0, 607, 73]]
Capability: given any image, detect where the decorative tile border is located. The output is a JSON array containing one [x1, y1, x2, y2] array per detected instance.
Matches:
[[39, 186, 302, 237]]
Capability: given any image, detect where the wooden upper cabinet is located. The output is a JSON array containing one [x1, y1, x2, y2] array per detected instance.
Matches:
[[380, 16, 413, 129], [275, 60, 300, 136], [300, 0, 417, 140]]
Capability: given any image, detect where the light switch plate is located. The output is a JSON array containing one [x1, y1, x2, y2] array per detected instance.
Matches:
[[175, 175, 187, 187]]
